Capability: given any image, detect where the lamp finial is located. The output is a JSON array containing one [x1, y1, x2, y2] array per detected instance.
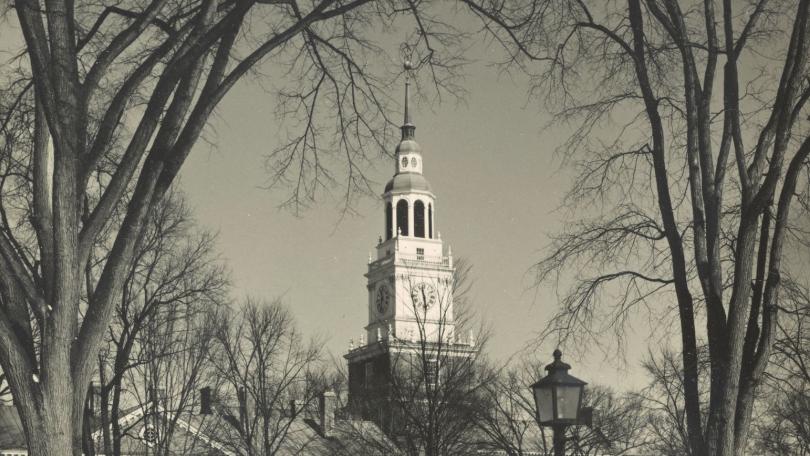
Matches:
[[400, 47, 416, 140]]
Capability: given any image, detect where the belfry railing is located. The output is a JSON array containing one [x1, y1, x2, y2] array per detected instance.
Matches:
[[368, 253, 450, 271]]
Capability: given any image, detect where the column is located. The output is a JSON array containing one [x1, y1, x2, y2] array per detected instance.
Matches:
[[389, 198, 397, 240]]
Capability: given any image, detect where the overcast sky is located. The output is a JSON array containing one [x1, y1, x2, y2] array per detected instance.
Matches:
[[175, 29, 658, 389], [0, 4, 655, 392]]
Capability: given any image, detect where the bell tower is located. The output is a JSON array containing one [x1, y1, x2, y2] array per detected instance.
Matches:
[[345, 62, 474, 432], [365, 62, 455, 347]]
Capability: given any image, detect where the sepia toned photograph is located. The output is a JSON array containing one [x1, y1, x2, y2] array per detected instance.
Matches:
[[0, 0, 807, 455]]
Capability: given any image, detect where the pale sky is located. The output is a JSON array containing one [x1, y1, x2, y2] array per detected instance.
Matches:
[[0, 5, 652, 391], [0, 0, 803, 403], [176, 36, 652, 388]]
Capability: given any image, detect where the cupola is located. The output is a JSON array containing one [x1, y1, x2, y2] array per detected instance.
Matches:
[[382, 62, 437, 242]]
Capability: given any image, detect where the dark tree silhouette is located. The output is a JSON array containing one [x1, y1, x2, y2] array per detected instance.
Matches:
[[209, 298, 322, 456], [752, 272, 810, 455], [90, 192, 227, 455], [463, 1, 810, 454], [0, 0, 478, 453], [478, 362, 653, 456]]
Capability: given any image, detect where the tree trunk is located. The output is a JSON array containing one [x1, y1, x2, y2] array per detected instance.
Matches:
[[112, 381, 124, 456], [626, 2, 706, 453], [82, 384, 96, 456], [18, 397, 75, 456]]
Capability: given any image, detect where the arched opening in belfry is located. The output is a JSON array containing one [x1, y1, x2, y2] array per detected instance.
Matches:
[[428, 203, 433, 239], [414, 200, 425, 238], [396, 200, 409, 236], [386, 202, 393, 240]]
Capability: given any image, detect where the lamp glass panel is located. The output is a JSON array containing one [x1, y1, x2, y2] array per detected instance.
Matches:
[[534, 386, 554, 422], [555, 385, 581, 420]]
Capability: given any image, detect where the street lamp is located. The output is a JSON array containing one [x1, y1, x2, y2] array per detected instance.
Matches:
[[530, 349, 587, 456]]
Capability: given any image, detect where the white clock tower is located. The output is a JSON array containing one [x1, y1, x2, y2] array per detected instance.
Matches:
[[345, 66, 475, 430], [362, 73, 455, 346]]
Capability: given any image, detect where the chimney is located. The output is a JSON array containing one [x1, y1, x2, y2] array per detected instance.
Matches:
[[237, 387, 248, 423], [85, 382, 102, 420], [86, 382, 95, 416], [319, 391, 336, 437], [200, 387, 212, 415]]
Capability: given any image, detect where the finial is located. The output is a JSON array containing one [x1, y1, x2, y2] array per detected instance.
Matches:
[[349, 339, 354, 350], [377, 327, 382, 342], [401, 58, 416, 140], [388, 323, 393, 339], [546, 348, 571, 372], [368, 252, 373, 263], [397, 226, 402, 237]]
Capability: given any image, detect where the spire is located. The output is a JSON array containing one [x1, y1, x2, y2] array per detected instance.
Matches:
[[404, 70, 411, 125], [401, 60, 415, 140]]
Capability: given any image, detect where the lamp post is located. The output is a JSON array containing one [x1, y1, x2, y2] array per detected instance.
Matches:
[[530, 349, 587, 456]]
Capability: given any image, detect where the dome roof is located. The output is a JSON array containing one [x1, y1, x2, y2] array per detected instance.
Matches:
[[395, 139, 421, 154], [384, 172, 432, 193]]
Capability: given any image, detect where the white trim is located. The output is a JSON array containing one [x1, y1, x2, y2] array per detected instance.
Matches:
[[172, 415, 235, 456], [90, 404, 234, 456]]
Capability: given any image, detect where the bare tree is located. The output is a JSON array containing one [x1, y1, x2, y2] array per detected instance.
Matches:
[[751, 274, 810, 455], [122, 306, 224, 456], [0, 0, 482, 452], [752, 388, 810, 455], [307, 366, 405, 456], [478, 364, 652, 456], [354, 258, 492, 456], [209, 298, 322, 456], [462, 1, 810, 455], [641, 348, 712, 456], [89, 191, 228, 455], [568, 386, 652, 456], [476, 364, 550, 456]]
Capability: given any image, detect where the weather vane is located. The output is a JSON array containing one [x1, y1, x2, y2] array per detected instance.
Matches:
[[399, 43, 415, 139], [400, 43, 414, 73]]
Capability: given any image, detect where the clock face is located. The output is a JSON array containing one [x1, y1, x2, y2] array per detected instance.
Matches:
[[376, 285, 391, 314], [411, 282, 437, 310]]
